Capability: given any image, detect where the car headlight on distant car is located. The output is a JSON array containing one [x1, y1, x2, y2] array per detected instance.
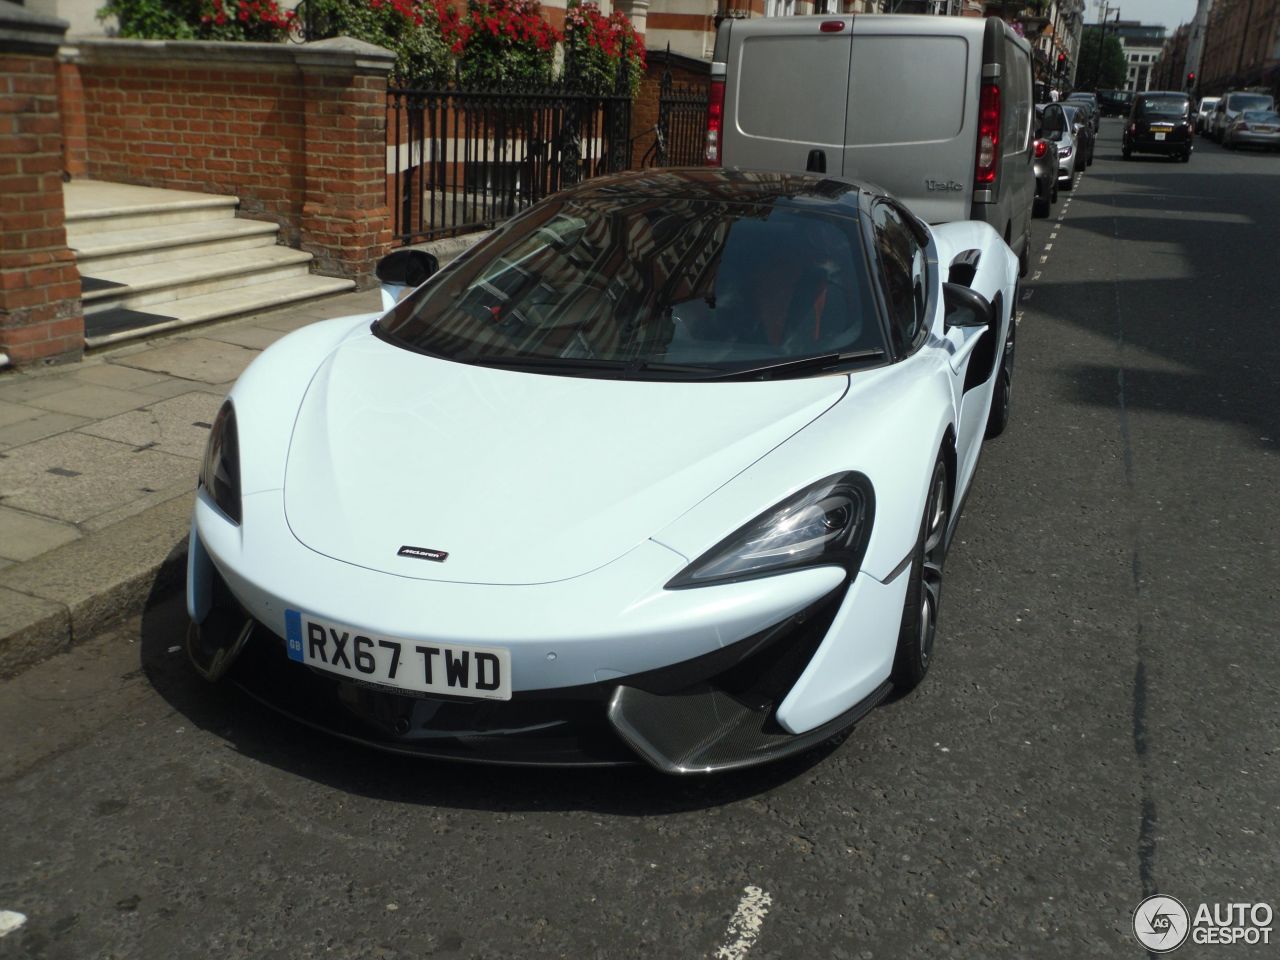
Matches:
[[199, 400, 242, 524], [1058, 145, 1072, 158], [667, 473, 874, 589]]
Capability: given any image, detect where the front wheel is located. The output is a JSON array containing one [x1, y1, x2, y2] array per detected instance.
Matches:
[[1122, 147, 1132, 160], [891, 456, 950, 692]]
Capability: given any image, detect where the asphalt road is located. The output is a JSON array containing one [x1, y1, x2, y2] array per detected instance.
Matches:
[[2, 120, 1278, 960]]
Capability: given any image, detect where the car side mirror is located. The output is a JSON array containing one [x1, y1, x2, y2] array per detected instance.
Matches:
[[376, 249, 439, 310], [943, 282, 993, 330]]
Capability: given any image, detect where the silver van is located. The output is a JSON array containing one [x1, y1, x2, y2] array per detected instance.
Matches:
[[708, 14, 1035, 275]]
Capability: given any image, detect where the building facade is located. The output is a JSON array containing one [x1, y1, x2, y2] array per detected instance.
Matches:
[[1086, 19, 1166, 91], [1197, 0, 1280, 96]]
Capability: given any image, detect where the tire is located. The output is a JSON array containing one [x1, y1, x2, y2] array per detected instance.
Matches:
[[1033, 191, 1050, 218], [1051, 180, 1058, 203], [1061, 174, 1074, 191], [1122, 148, 1132, 160], [1180, 150, 1191, 163], [891, 456, 950, 692], [985, 310, 1015, 439]]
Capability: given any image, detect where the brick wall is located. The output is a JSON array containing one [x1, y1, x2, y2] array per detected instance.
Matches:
[[0, 8, 83, 367], [74, 57, 307, 245], [63, 38, 395, 286]]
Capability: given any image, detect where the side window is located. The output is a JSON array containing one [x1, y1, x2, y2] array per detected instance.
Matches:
[[870, 202, 928, 356]]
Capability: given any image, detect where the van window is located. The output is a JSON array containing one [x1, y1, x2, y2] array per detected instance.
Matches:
[[1004, 44, 1032, 153], [870, 201, 928, 355], [1226, 92, 1274, 112], [736, 36, 851, 146], [847, 36, 967, 146]]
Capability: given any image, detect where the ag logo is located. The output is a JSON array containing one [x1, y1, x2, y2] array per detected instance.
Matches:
[[1133, 895, 1190, 953]]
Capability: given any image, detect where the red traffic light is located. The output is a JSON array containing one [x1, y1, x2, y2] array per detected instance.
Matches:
[[1187, 72, 1196, 81], [1057, 53, 1066, 64]]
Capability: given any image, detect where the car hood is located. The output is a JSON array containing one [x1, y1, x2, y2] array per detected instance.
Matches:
[[283, 334, 847, 585]]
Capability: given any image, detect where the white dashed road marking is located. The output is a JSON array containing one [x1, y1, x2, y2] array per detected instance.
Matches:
[[0, 911, 27, 938], [712, 886, 772, 960]]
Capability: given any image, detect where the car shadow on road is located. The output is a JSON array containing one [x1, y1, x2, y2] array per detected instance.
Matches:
[[137, 581, 844, 814], [1027, 169, 1280, 448]]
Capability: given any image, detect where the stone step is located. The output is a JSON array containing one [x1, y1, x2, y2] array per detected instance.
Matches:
[[69, 218, 281, 273], [81, 247, 316, 315], [85, 274, 358, 349], [64, 181, 240, 235]]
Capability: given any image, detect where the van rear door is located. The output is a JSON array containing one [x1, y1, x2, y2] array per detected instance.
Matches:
[[721, 17, 852, 174], [841, 18, 976, 224]]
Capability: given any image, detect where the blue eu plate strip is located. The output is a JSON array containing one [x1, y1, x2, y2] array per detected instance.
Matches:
[[285, 609, 304, 662]]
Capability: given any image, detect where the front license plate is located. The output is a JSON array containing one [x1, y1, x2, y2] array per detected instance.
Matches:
[[1154, 132, 1166, 140], [284, 610, 512, 700]]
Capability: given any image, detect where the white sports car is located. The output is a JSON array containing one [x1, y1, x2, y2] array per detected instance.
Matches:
[[187, 168, 1017, 774]]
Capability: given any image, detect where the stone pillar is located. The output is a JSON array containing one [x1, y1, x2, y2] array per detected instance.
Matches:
[[0, 1, 83, 368], [614, 0, 650, 38], [296, 38, 395, 290], [57, 43, 86, 178]]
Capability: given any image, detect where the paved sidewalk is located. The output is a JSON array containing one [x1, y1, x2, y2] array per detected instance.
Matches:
[[0, 288, 381, 675]]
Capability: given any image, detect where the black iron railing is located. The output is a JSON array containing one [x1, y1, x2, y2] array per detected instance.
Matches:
[[388, 85, 633, 244], [646, 67, 709, 167]]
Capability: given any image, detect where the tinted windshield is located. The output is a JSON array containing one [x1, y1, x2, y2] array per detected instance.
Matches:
[[1228, 94, 1274, 112], [377, 195, 886, 380], [1136, 95, 1189, 118]]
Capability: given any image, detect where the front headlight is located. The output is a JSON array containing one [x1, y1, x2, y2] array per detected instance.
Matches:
[[199, 400, 241, 524], [1058, 145, 1072, 158], [666, 473, 874, 589]]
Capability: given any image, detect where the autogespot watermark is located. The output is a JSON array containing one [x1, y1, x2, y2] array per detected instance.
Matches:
[[1132, 895, 1274, 952]]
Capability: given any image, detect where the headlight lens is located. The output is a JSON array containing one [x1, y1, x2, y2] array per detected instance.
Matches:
[[666, 473, 874, 589], [199, 400, 241, 524]]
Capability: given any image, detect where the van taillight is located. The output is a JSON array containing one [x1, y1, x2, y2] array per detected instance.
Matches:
[[705, 78, 725, 165], [975, 81, 1000, 186], [1033, 139, 1047, 159]]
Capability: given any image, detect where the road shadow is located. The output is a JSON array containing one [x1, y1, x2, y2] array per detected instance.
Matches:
[[1028, 168, 1280, 447], [137, 576, 844, 814]]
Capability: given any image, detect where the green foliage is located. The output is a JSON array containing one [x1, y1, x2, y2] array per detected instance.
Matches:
[[97, 0, 645, 97], [98, 0, 200, 39], [440, 0, 559, 89], [305, 0, 452, 86], [99, 0, 295, 41], [564, 0, 644, 96], [1077, 29, 1128, 91]]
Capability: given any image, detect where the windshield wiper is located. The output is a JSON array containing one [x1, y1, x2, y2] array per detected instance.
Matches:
[[463, 354, 722, 378], [710, 349, 886, 381]]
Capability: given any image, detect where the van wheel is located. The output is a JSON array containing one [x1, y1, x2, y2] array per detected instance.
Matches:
[[1122, 147, 1132, 160], [1033, 192, 1050, 218]]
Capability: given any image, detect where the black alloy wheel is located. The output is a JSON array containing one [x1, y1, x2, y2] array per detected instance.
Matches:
[[891, 456, 950, 691]]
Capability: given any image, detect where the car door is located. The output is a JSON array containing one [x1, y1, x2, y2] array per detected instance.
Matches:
[[869, 200, 989, 482]]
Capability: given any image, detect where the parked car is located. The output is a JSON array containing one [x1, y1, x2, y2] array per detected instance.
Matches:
[[1065, 92, 1100, 132], [1037, 102, 1079, 190], [1223, 109, 1280, 151], [1195, 96, 1221, 134], [1061, 103, 1095, 166], [708, 14, 1036, 276], [1098, 88, 1133, 117], [186, 168, 1019, 774], [1210, 90, 1276, 142], [1123, 91, 1193, 162], [1032, 136, 1059, 217]]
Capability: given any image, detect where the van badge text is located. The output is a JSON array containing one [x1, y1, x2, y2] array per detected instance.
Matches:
[[925, 179, 964, 192]]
